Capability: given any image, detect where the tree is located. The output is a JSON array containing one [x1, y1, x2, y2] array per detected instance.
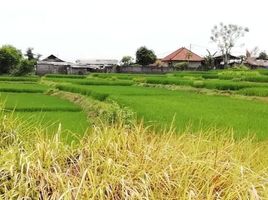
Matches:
[[136, 46, 157, 66], [210, 23, 249, 66], [25, 47, 35, 60], [258, 51, 268, 60], [203, 49, 217, 70], [13, 59, 35, 76], [0, 45, 22, 74], [120, 56, 133, 66]]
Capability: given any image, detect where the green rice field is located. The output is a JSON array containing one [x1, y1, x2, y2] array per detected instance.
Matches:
[[0, 80, 88, 138], [2, 69, 268, 140]]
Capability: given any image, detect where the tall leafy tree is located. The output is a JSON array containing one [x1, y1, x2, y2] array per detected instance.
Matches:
[[0, 45, 22, 74], [210, 23, 249, 66], [120, 56, 134, 66], [25, 47, 35, 60], [136, 46, 157, 66], [204, 49, 217, 70], [258, 51, 268, 60]]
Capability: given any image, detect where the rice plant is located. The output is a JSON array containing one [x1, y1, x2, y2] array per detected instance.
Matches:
[[0, 111, 267, 199]]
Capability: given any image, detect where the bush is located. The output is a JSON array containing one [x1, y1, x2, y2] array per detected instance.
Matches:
[[174, 62, 188, 70], [12, 59, 35, 76]]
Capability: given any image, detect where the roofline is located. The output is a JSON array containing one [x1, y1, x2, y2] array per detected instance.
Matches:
[[162, 47, 204, 62]]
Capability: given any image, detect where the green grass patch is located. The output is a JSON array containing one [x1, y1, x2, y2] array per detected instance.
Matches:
[[55, 84, 109, 101], [0, 82, 49, 93], [14, 111, 88, 140], [0, 92, 82, 112], [45, 74, 87, 79], [83, 85, 268, 139], [0, 76, 39, 82], [45, 77, 133, 86], [237, 87, 268, 97]]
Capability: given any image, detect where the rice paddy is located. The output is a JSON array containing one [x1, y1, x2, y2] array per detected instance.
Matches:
[[1, 70, 268, 198], [0, 79, 88, 136]]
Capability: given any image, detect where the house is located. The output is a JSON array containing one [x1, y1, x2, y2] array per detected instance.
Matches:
[[76, 59, 118, 68], [213, 53, 241, 68], [161, 47, 204, 69], [246, 57, 268, 69], [36, 55, 71, 75], [37, 56, 119, 75], [72, 59, 119, 74]]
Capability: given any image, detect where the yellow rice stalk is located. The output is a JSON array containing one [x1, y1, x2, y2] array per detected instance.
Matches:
[[0, 113, 267, 199]]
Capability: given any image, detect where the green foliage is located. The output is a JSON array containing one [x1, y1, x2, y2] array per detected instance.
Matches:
[[174, 62, 188, 70], [0, 45, 22, 74], [25, 47, 35, 60], [258, 51, 268, 60], [12, 59, 35, 76], [136, 46, 157, 66], [120, 56, 134, 66]]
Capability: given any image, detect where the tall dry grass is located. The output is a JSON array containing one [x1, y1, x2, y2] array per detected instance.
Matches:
[[0, 111, 268, 199]]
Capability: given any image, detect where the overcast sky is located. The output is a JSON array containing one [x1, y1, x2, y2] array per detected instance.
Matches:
[[0, 0, 267, 62]]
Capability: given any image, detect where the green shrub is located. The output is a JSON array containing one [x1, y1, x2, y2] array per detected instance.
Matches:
[[174, 62, 188, 70]]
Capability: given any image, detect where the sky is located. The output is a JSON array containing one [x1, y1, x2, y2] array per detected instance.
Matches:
[[0, 0, 267, 62]]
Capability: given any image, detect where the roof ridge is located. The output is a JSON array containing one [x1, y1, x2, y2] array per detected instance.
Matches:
[[169, 47, 184, 61], [186, 48, 202, 59]]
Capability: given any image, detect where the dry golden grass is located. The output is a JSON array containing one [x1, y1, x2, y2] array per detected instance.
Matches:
[[0, 112, 268, 199]]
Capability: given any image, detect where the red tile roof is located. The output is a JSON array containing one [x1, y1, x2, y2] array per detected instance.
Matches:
[[162, 47, 204, 62]]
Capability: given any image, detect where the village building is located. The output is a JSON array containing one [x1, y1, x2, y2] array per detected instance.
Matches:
[[36, 56, 119, 75], [75, 59, 118, 68], [213, 53, 242, 69], [36, 55, 71, 75], [161, 47, 204, 69], [245, 57, 268, 69]]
